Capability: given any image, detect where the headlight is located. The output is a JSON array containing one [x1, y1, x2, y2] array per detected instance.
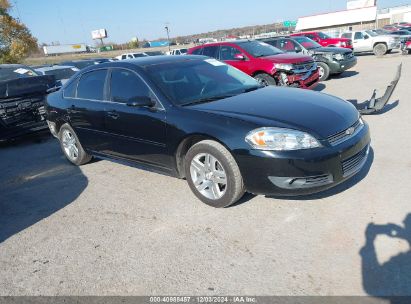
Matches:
[[274, 63, 293, 71], [333, 53, 345, 60], [245, 127, 322, 151]]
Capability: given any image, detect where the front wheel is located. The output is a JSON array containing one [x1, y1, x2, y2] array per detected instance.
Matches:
[[317, 62, 330, 81], [184, 140, 245, 208], [373, 43, 388, 56], [58, 124, 91, 166], [254, 73, 277, 86]]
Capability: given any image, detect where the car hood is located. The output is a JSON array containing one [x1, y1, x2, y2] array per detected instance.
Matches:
[[188, 87, 359, 138], [263, 53, 313, 64], [310, 47, 352, 55]]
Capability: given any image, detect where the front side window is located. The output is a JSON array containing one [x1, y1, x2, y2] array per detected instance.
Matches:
[[354, 32, 364, 40], [110, 69, 151, 103], [219, 45, 242, 60], [317, 32, 331, 39], [202, 46, 219, 59], [63, 78, 78, 98], [77, 70, 107, 100], [235, 41, 283, 58]]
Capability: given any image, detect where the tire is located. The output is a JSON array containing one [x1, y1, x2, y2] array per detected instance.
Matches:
[[373, 43, 388, 56], [184, 140, 245, 208], [254, 73, 277, 86], [58, 123, 91, 166], [317, 62, 330, 81]]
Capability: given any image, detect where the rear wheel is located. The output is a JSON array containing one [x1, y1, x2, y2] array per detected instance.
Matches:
[[58, 124, 91, 166], [254, 73, 277, 86], [184, 140, 245, 208], [373, 43, 388, 56], [317, 62, 330, 81]]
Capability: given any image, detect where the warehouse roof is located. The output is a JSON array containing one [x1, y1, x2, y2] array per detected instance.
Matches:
[[296, 6, 378, 31]]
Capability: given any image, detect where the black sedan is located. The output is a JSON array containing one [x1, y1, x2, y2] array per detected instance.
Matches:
[[45, 56, 370, 207], [262, 36, 357, 81]]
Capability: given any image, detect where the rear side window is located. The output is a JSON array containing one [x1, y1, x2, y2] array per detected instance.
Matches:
[[191, 48, 203, 55], [110, 69, 151, 103], [77, 70, 107, 101], [63, 78, 78, 98], [202, 46, 219, 59]]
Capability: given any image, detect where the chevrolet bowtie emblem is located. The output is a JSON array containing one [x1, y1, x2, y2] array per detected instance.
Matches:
[[346, 127, 355, 135]]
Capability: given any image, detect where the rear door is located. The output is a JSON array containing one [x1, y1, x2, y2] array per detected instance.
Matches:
[[103, 68, 168, 167], [67, 69, 108, 152]]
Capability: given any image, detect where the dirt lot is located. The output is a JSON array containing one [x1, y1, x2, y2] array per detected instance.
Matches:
[[1, 53, 410, 297]]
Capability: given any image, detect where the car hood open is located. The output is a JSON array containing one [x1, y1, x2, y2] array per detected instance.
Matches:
[[188, 87, 359, 138]]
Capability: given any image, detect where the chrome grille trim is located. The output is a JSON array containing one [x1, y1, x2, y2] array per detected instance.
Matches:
[[327, 119, 363, 146], [342, 145, 370, 178]]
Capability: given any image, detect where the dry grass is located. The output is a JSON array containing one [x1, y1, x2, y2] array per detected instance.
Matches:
[[23, 44, 195, 65]]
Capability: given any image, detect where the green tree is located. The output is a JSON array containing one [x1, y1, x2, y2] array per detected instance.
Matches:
[[0, 0, 38, 63]]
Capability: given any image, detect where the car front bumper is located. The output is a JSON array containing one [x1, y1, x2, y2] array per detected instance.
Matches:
[[0, 120, 48, 142], [235, 122, 371, 196], [287, 68, 320, 90], [329, 56, 357, 74]]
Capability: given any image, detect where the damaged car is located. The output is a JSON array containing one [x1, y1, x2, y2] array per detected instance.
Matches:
[[188, 40, 320, 89], [261, 36, 357, 81], [0, 64, 56, 142], [45, 56, 401, 207]]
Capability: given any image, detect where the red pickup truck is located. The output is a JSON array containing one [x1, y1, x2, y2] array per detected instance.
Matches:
[[188, 40, 320, 89], [291, 32, 353, 49]]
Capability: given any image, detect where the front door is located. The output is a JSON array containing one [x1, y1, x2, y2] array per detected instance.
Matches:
[[353, 32, 370, 52], [220, 45, 252, 75], [103, 68, 168, 168]]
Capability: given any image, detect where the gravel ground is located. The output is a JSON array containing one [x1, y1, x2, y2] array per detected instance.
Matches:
[[1, 52, 410, 296]]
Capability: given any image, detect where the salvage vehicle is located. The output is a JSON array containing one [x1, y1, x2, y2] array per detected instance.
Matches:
[[340, 30, 401, 56], [0, 64, 56, 142], [290, 32, 353, 49], [115, 53, 148, 60], [167, 48, 188, 55], [188, 40, 320, 89], [45, 56, 401, 207], [35, 65, 79, 86], [261, 36, 357, 81]]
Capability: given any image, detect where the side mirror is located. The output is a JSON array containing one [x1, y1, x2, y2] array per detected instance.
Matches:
[[234, 54, 246, 60], [364, 35, 369, 40], [126, 96, 155, 107], [295, 47, 302, 53]]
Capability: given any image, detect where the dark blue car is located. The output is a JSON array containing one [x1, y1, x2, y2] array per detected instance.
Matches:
[[45, 55, 370, 207]]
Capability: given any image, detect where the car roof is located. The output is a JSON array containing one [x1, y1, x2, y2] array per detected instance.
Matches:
[[80, 55, 208, 71], [35, 65, 75, 72]]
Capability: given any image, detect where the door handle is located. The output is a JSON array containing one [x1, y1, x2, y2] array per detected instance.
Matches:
[[67, 105, 79, 114], [107, 111, 120, 119]]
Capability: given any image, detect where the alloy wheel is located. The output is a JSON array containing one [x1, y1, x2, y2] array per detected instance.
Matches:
[[62, 129, 79, 161], [190, 153, 227, 200]]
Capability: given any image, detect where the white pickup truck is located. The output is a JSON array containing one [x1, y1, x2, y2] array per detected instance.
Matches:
[[340, 30, 401, 56]]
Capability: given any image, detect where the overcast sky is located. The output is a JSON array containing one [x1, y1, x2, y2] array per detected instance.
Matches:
[[9, 0, 410, 45]]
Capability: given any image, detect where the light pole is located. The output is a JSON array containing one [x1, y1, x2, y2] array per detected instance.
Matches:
[[165, 25, 171, 52]]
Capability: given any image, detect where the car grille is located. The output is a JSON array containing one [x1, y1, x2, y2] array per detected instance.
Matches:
[[327, 119, 363, 146], [293, 61, 315, 72], [345, 52, 354, 59], [0, 96, 45, 127], [342, 145, 369, 178]]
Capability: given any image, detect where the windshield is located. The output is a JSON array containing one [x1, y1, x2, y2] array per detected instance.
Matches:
[[44, 68, 77, 80], [365, 30, 378, 37], [145, 59, 261, 106], [0, 66, 38, 81], [318, 32, 331, 39], [293, 37, 322, 49], [236, 40, 284, 57]]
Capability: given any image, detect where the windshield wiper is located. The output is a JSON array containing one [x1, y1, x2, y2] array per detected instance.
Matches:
[[181, 94, 237, 106], [243, 86, 263, 93]]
